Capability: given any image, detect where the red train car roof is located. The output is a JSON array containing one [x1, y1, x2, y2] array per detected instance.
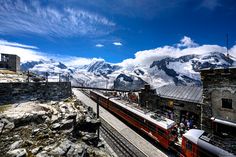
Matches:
[[110, 98, 176, 130]]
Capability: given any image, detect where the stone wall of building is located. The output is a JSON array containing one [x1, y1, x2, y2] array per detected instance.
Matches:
[[0, 54, 20, 72], [138, 84, 159, 110], [0, 82, 72, 104], [201, 68, 236, 133]]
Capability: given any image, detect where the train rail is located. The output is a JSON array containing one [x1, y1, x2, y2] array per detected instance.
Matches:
[[80, 89, 147, 157], [100, 118, 147, 157]]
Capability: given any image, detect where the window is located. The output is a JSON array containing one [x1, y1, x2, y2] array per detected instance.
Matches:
[[186, 140, 192, 151], [158, 128, 165, 136], [146, 121, 156, 132], [222, 98, 232, 109]]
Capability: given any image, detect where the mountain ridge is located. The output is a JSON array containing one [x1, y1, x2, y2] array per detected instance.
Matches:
[[20, 51, 236, 90]]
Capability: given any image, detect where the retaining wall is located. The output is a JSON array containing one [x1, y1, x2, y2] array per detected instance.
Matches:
[[0, 82, 72, 104]]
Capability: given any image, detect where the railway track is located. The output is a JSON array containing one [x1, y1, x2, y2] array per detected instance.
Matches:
[[80, 89, 147, 156], [100, 118, 147, 157]]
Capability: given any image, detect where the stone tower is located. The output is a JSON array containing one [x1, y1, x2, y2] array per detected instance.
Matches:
[[200, 67, 236, 135]]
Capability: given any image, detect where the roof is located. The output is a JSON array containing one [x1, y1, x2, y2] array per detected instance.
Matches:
[[183, 129, 204, 144], [156, 85, 203, 104], [200, 66, 236, 71], [110, 98, 176, 130], [184, 129, 236, 156], [211, 117, 236, 128]]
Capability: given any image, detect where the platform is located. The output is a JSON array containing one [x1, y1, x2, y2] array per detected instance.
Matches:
[[73, 89, 175, 157]]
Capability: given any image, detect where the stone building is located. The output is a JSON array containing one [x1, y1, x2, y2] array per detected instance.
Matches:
[[139, 84, 202, 128], [139, 84, 159, 110], [200, 67, 236, 137], [0, 53, 20, 72], [156, 85, 202, 126]]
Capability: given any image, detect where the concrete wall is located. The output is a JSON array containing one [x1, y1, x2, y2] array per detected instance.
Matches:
[[0, 82, 72, 104]]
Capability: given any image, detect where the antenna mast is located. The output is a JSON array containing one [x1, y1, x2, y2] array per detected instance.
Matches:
[[226, 33, 229, 57]]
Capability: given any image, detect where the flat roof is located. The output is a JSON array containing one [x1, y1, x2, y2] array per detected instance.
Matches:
[[110, 98, 176, 130], [200, 66, 236, 71], [183, 129, 204, 144], [184, 129, 236, 156], [156, 85, 203, 104]]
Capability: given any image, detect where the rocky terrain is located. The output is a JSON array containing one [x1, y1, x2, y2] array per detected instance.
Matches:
[[0, 97, 111, 157]]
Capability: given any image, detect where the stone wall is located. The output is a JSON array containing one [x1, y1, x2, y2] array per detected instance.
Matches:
[[201, 67, 236, 133], [0, 82, 72, 104], [138, 84, 159, 109]]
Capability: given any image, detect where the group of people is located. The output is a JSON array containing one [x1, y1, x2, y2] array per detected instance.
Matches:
[[178, 112, 197, 136]]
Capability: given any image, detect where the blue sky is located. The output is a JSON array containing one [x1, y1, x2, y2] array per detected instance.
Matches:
[[0, 0, 236, 63]]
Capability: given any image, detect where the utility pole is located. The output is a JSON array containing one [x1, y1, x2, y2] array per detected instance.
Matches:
[[96, 97, 100, 139], [45, 72, 48, 83], [59, 73, 61, 82], [27, 71, 30, 82], [226, 33, 229, 58]]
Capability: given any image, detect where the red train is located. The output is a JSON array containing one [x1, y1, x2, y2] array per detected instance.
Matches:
[[90, 90, 235, 157]]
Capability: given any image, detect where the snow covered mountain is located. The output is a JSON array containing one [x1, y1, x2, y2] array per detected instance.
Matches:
[[20, 51, 236, 90]]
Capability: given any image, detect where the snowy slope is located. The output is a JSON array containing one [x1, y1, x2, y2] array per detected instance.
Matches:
[[20, 51, 236, 90]]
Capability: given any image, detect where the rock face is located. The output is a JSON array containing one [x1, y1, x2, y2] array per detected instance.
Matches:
[[0, 97, 110, 157]]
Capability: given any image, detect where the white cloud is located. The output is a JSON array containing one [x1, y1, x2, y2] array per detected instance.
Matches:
[[177, 36, 198, 48], [119, 36, 230, 67], [0, 0, 115, 37], [113, 42, 122, 46], [0, 39, 103, 66], [0, 40, 46, 63], [0, 39, 38, 49], [95, 44, 104, 48]]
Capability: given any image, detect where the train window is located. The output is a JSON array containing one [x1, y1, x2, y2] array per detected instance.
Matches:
[[186, 140, 192, 151], [158, 128, 165, 136], [222, 98, 232, 109], [147, 121, 156, 132]]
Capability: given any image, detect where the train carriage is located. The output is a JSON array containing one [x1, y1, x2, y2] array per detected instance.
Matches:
[[90, 90, 235, 157], [90, 90, 176, 149], [108, 98, 177, 149], [182, 129, 235, 157], [90, 90, 110, 108]]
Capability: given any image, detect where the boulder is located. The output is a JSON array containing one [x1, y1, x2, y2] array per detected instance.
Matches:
[[31, 146, 43, 155], [60, 119, 74, 130], [7, 148, 28, 157], [51, 123, 61, 130], [9, 140, 23, 150]]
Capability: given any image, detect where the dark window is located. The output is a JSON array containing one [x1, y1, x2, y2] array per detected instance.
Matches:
[[222, 98, 232, 109], [158, 128, 165, 136], [146, 121, 156, 132], [186, 140, 192, 151]]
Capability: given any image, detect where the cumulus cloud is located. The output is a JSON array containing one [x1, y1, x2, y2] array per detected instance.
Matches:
[[113, 42, 122, 46], [0, 0, 115, 37], [177, 36, 198, 48], [95, 44, 104, 48], [119, 36, 230, 67]]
